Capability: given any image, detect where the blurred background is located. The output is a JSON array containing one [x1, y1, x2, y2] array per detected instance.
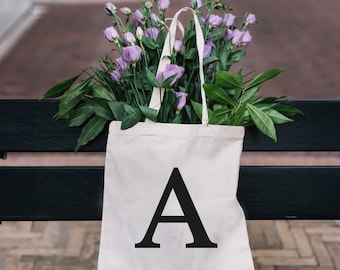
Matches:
[[0, 0, 340, 269]]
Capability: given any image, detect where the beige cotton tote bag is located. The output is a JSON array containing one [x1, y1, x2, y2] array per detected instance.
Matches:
[[98, 7, 254, 270]]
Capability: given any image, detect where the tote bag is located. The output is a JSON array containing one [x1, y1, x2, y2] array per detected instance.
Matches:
[[98, 7, 254, 270]]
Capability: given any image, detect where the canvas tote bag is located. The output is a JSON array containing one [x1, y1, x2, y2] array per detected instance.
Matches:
[[98, 7, 254, 270]]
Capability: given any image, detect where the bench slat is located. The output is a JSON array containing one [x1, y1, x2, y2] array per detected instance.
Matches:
[[1, 100, 340, 152], [1, 166, 340, 221]]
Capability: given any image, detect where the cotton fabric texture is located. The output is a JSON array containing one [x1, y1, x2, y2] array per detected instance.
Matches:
[[97, 121, 254, 270]]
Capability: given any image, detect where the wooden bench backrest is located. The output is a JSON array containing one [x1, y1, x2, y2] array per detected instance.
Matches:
[[0, 100, 340, 221]]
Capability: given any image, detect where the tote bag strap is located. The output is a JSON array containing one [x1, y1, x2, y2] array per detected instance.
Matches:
[[148, 7, 209, 125]]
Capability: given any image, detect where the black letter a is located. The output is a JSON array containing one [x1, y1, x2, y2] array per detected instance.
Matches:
[[135, 168, 217, 248]]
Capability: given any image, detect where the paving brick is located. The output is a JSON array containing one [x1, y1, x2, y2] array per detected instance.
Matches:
[[325, 243, 340, 270], [257, 257, 317, 267], [306, 227, 340, 235], [309, 235, 333, 267], [252, 249, 299, 258], [275, 221, 297, 250], [291, 228, 314, 257]]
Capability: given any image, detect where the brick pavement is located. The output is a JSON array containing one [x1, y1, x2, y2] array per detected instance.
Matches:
[[1, 1, 340, 269]]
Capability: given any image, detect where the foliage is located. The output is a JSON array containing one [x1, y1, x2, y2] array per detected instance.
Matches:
[[40, 0, 302, 150]]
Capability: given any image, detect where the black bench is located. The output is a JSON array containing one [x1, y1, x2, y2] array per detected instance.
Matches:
[[0, 99, 340, 221]]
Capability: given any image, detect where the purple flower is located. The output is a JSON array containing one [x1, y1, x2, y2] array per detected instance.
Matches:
[[232, 29, 252, 47], [189, 0, 202, 9], [226, 29, 233, 40], [123, 32, 136, 45], [122, 45, 142, 63], [116, 57, 130, 72], [157, 64, 185, 86], [208, 14, 223, 28], [103, 26, 119, 41], [174, 39, 183, 52], [145, 27, 160, 41], [157, 0, 170, 10], [134, 9, 145, 26], [110, 69, 121, 82], [175, 92, 188, 110], [105, 2, 117, 15], [223, 13, 236, 27], [203, 40, 214, 58], [245, 13, 256, 25]]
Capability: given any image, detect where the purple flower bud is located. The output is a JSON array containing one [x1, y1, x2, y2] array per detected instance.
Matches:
[[208, 14, 223, 28], [122, 45, 142, 63], [223, 13, 236, 27], [123, 32, 136, 45], [157, 64, 185, 86], [189, 0, 202, 9], [145, 1, 153, 9], [110, 69, 121, 82], [145, 27, 160, 41], [120, 7, 132, 15], [105, 2, 117, 15], [116, 57, 130, 72], [136, 27, 144, 40], [151, 13, 160, 22], [175, 92, 188, 110], [245, 13, 256, 25], [134, 9, 145, 26], [157, 0, 170, 10], [103, 26, 119, 41], [203, 40, 214, 58], [174, 39, 183, 52], [232, 29, 252, 47]]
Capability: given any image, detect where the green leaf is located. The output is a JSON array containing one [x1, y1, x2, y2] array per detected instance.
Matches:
[[184, 48, 198, 60], [228, 50, 246, 64], [121, 110, 142, 130], [215, 71, 243, 90], [65, 105, 94, 127], [85, 98, 114, 120], [91, 84, 116, 101], [204, 83, 234, 106], [40, 74, 80, 99], [108, 101, 125, 120], [191, 100, 213, 122], [203, 56, 219, 66], [268, 109, 293, 124], [139, 106, 157, 122], [274, 103, 304, 117], [123, 103, 137, 114], [209, 107, 230, 125], [145, 68, 159, 88], [240, 87, 259, 104], [142, 36, 158, 49], [246, 68, 285, 90], [55, 78, 92, 119], [191, 100, 203, 121], [246, 103, 277, 142], [160, 74, 177, 88], [75, 116, 107, 152], [207, 27, 225, 39], [90, 66, 108, 82]]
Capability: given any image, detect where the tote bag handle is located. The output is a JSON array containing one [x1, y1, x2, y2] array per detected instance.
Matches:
[[148, 7, 209, 125]]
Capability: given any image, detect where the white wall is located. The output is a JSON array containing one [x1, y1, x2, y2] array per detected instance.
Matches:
[[0, 0, 33, 39]]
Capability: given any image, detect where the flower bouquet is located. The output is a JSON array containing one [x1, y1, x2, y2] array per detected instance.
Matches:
[[41, 0, 302, 151], [41, 1, 304, 269]]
